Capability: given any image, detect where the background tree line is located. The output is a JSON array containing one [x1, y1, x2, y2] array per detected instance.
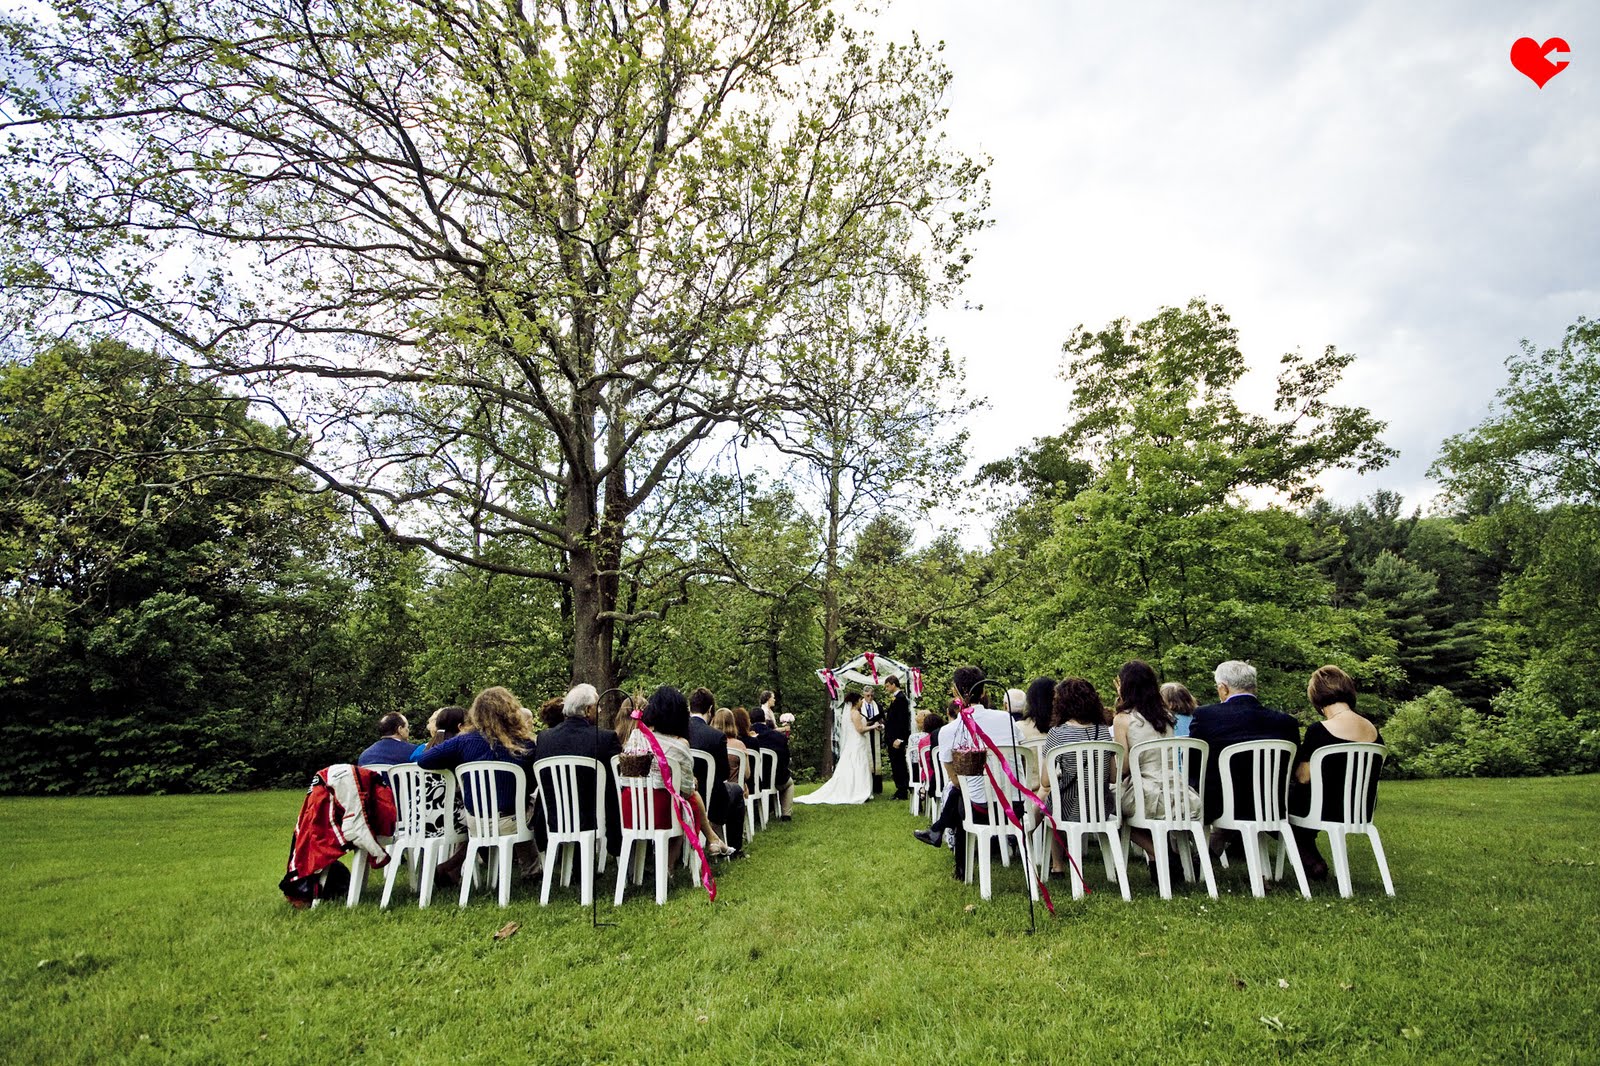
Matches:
[[1, 1, 1593, 791], [4, 309, 1596, 792]]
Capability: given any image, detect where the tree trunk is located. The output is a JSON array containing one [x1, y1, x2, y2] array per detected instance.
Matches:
[[820, 464, 842, 775]]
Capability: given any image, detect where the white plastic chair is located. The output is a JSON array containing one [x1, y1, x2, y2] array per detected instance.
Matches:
[[533, 756, 610, 906], [1214, 740, 1312, 899], [727, 746, 757, 843], [926, 750, 950, 827], [1041, 741, 1131, 902], [611, 755, 698, 905], [1121, 738, 1218, 900], [344, 763, 393, 907], [455, 760, 534, 908], [906, 731, 927, 815], [378, 764, 461, 908], [751, 747, 779, 829], [1286, 742, 1394, 898], [960, 745, 1038, 902]]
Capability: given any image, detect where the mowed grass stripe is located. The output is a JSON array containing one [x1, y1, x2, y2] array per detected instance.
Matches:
[[2, 777, 1597, 1063]]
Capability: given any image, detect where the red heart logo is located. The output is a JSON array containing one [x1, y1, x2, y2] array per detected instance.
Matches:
[[1510, 37, 1570, 89]]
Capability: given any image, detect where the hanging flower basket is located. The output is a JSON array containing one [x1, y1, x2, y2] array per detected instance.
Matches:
[[951, 747, 987, 777], [618, 752, 654, 778]]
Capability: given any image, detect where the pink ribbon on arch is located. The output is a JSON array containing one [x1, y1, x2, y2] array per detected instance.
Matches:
[[955, 701, 1090, 912], [630, 711, 716, 903], [820, 668, 841, 701], [910, 668, 923, 698], [863, 651, 878, 683]]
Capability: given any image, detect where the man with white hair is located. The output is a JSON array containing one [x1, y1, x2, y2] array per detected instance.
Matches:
[[530, 683, 622, 861], [1189, 660, 1300, 851]]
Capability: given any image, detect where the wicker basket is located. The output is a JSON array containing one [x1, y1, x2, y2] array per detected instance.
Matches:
[[618, 752, 654, 777], [951, 748, 986, 776]]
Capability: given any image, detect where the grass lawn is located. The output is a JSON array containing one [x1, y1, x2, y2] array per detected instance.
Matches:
[[3, 775, 1598, 1064]]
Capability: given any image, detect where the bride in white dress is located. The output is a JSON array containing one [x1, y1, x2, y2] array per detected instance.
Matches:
[[796, 691, 880, 805]]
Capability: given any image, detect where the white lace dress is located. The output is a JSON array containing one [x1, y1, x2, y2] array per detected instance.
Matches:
[[796, 709, 873, 805]]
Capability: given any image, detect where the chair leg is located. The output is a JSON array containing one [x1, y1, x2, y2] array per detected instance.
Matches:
[[380, 845, 406, 908], [1151, 829, 1173, 899], [1241, 828, 1267, 898], [978, 835, 994, 900], [1190, 827, 1219, 899], [1368, 828, 1396, 896], [347, 853, 367, 907], [1105, 830, 1132, 902], [497, 843, 513, 907], [459, 843, 478, 907], [418, 844, 438, 909], [1068, 833, 1086, 901], [654, 839, 669, 905], [1329, 829, 1355, 898], [614, 840, 632, 906], [579, 837, 595, 906], [540, 843, 558, 906], [1277, 828, 1312, 899]]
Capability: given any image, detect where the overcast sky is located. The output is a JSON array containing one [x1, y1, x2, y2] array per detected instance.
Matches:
[[870, 0, 1599, 522]]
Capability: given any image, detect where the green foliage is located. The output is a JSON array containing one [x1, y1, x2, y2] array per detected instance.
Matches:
[[995, 300, 1395, 702], [0, 339, 417, 793]]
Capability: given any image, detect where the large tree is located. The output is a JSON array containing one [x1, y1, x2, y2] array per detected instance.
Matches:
[[0, 0, 987, 691], [1008, 299, 1396, 698]]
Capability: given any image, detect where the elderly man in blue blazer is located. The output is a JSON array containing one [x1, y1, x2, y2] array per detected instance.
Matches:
[[1188, 660, 1300, 850]]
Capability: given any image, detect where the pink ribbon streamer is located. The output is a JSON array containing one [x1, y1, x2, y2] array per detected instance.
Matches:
[[864, 651, 878, 683], [820, 668, 840, 701], [910, 668, 923, 698], [631, 712, 716, 903], [955, 702, 1090, 910]]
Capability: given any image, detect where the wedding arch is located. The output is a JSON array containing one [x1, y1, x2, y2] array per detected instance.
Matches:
[[816, 652, 923, 767]]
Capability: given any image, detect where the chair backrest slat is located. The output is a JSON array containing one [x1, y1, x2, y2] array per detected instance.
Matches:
[[1217, 740, 1297, 824], [1044, 740, 1122, 825], [1127, 738, 1208, 825], [535, 755, 605, 836], [383, 764, 431, 838], [1307, 742, 1386, 826]]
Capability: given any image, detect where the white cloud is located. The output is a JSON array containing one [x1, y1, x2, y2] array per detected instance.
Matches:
[[871, 0, 1600, 531]]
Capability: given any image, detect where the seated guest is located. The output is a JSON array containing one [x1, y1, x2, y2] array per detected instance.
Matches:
[[914, 666, 1021, 880], [1040, 677, 1114, 875], [537, 697, 564, 730], [414, 706, 468, 848], [1189, 660, 1301, 851], [1162, 682, 1198, 737], [622, 686, 732, 859], [1019, 678, 1055, 746], [748, 705, 794, 821], [615, 693, 642, 749], [688, 687, 743, 855], [415, 686, 540, 878], [714, 709, 751, 792], [417, 686, 536, 829], [411, 706, 466, 759], [1113, 660, 1196, 869], [530, 683, 623, 861], [357, 712, 415, 766], [914, 710, 945, 785], [1003, 688, 1028, 721], [1290, 665, 1381, 881]]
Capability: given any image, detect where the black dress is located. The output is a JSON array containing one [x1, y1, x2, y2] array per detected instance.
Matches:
[[1289, 721, 1384, 822]]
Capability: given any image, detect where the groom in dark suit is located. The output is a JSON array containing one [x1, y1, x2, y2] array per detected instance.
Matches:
[[883, 675, 912, 801], [1189, 660, 1300, 849]]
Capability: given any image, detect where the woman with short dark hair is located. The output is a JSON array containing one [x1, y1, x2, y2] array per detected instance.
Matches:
[[1290, 665, 1381, 881], [622, 685, 732, 858]]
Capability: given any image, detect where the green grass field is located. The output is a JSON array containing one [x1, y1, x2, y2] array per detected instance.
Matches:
[[4, 776, 1598, 1064]]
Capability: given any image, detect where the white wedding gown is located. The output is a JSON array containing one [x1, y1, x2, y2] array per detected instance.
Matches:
[[796, 711, 873, 805]]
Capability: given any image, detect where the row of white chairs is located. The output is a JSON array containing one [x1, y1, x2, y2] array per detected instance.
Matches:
[[345, 749, 784, 909], [909, 735, 1394, 903]]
